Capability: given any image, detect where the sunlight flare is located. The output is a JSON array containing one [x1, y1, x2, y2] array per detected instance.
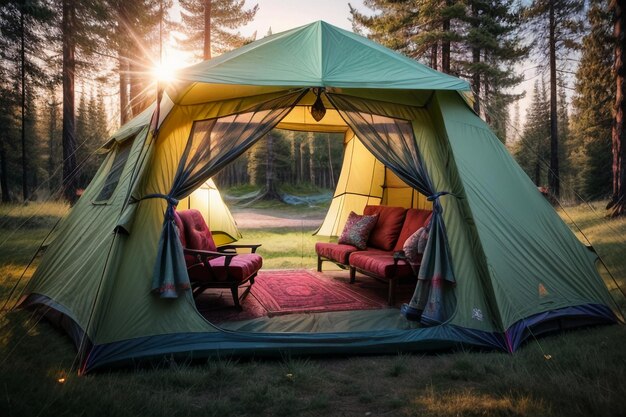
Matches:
[[152, 61, 177, 83]]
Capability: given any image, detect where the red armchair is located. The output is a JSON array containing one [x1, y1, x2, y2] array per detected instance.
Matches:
[[174, 209, 262, 309]]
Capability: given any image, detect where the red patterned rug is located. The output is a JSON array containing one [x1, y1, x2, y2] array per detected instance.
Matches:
[[252, 269, 383, 316]]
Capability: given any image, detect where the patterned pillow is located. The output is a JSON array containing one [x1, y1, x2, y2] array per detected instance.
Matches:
[[403, 227, 429, 270], [338, 211, 379, 250]]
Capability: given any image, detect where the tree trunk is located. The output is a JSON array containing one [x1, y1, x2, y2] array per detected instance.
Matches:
[[430, 43, 438, 70], [118, 3, 130, 126], [62, 0, 78, 203], [48, 98, 57, 193], [0, 135, 9, 202], [471, 3, 480, 114], [20, 7, 28, 201], [609, 0, 626, 216], [129, 57, 147, 117], [308, 132, 315, 185], [441, 18, 450, 74], [472, 48, 481, 114], [204, 0, 212, 60], [119, 56, 130, 125], [327, 134, 335, 189], [548, 1, 560, 199], [299, 136, 306, 183], [263, 133, 280, 199]]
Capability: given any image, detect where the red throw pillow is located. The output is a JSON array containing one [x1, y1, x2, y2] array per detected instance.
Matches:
[[403, 227, 428, 272], [394, 209, 433, 251], [363, 205, 407, 251], [338, 211, 379, 250]]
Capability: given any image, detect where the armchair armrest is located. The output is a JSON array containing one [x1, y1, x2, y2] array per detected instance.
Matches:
[[219, 244, 262, 253], [183, 248, 237, 267]]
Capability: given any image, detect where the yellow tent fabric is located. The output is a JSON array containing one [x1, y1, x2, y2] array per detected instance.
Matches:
[[178, 178, 241, 245], [317, 132, 430, 236]]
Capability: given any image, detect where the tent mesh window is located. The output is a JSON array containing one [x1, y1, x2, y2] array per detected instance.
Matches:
[[95, 139, 133, 202]]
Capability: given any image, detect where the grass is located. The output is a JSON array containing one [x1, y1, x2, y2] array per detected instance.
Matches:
[[1, 201, 626, 417], [237, 227, 328, 269]]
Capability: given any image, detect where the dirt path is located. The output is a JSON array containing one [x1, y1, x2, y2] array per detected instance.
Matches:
[[230, 208, 325, 229]]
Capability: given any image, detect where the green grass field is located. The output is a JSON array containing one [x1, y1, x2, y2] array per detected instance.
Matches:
[[1, 202, 625, 417]]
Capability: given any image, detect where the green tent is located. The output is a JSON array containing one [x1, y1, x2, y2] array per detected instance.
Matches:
[[20, 21, 620, 373]]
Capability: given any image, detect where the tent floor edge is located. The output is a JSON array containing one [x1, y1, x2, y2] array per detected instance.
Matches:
[[504, 303, 618, 352]]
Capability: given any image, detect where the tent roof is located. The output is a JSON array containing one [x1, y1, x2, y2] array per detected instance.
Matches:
[[171, 21, 468, 103]]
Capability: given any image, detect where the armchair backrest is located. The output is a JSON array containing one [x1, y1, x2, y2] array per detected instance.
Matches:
[[176, 209, 218, 252]]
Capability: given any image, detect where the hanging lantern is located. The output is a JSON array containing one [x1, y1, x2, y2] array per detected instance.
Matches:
[[310, 88, 326, 122]]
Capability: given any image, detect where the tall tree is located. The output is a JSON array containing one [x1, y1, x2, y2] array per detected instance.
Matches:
[[44, 85, 62, 195], [350, 0, 465, 74], [350, 0, 526, 136], [61, 0, 78, 202], [515, 79, 550, 186], [111, 0, 167, 124], [178, 0, 258, 60], [526, 0, 584, 199], [0, 0, 53, 201], [60, 0, 108, 202], [608, 0, 626, 216], [463, 0, 527, 132], [570, 0, 614, 200]]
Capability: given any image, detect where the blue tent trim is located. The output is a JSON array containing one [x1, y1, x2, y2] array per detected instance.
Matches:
[[504, 303, 617, 352], [82, 303, 615, 372], [19, 294, 617, 373]]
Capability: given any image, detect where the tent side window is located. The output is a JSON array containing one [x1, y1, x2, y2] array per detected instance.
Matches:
[[94, 141, 132, 202]]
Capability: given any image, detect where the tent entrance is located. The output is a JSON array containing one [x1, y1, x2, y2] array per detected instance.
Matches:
[[180, 122, 434, 329]]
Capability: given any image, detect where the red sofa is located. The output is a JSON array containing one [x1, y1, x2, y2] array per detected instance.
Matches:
[[316, 205, 432, 305]]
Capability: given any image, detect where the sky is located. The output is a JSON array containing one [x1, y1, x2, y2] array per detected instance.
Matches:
[[238, 0, 365, 36]]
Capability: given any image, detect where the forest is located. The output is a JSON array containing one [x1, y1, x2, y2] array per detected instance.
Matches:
[[0, 0, 624, 215]]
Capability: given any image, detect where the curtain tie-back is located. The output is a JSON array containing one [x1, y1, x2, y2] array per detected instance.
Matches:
[[140, 193, 179, 207], [427, 191, 451, 201]]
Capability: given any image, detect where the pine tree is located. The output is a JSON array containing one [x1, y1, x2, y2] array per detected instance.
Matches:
[[0, 0, 54, 201], [178, 0, 258, 60], [73, 87, 107, 188], [461, 0, 527, 118], [350, 0, 465, 73], [608, 0, 626, 216], [556, 81, 571, 198], [525, 0, 584, 199], [570, 0, 614, 201], [350, 0, 526, 136], [515, 79, 550, 186], [111, 0, 168, 124], [43, 84, 62, 196], [60, 0, 111, 202]]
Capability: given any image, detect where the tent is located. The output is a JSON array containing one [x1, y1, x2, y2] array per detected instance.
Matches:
[[20, 21, 620, 373]]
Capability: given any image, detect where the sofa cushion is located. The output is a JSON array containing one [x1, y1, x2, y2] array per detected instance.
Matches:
[[349, 249, 415, 280], [315, 242, 358, 265], [393, 209, 433, 251], [338, 211, 379, 250], [187, 253, 262, 283], [363, 206, 407, 251]]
